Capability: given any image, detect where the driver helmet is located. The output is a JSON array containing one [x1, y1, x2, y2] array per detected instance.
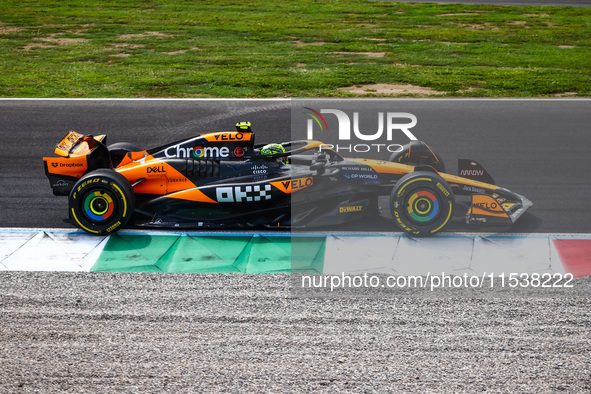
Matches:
[[260, 143, 288, 165]]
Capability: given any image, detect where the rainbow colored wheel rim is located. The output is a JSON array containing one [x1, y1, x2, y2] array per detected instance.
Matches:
[[407, 190, 439, 223], [84, 191, 114, 222]]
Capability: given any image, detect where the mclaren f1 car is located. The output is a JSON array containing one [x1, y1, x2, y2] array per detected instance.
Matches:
[[43, 122, 532, 236]]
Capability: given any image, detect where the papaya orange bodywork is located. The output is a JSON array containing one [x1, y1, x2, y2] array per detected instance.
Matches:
[[115, 154, 198, 195], [469, 194, 510, 219], [44, 155, 88, 178]]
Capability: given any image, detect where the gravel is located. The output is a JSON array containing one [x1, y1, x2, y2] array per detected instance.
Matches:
[[1, 272, 590, 392]]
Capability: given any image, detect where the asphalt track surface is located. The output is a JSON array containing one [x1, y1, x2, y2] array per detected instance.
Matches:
[[1, 99, 591, 392], [1, 98, 590, 233], [374, 0, 591, 6]]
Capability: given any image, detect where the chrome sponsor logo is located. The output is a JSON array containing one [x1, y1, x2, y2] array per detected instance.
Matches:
[[165, 144, 230, 158]]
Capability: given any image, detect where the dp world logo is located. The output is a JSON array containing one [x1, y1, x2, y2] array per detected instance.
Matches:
[[303, 107, 419, 154]]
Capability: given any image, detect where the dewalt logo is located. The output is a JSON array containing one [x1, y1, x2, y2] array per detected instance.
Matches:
[[339, 205, 363, 213]]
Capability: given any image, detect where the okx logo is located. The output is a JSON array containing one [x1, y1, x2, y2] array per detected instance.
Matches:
[[303, 107, 418, 154]]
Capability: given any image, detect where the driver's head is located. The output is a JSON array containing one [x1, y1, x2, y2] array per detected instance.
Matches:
[[261, 143, 287, 165]]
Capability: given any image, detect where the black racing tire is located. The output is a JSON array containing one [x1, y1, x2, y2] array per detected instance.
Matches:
[[390, 171, 454, 237], [68, 169, 135, 235], [108, 142, 141, 167]]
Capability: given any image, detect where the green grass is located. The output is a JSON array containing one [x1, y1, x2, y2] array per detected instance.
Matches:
[[0, 0, 589, 97]]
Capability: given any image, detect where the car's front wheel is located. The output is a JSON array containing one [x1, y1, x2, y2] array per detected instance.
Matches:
[[390, 171, 454, 237], [68, 169, 134, 235]]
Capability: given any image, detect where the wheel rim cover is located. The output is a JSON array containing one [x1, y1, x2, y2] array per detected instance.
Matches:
[[84, 191, 114, 221], [407, 190, 439, 222]]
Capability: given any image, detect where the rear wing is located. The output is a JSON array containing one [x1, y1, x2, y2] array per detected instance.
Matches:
[[54, 131, 107, 158], [43, 132, 110, 196]]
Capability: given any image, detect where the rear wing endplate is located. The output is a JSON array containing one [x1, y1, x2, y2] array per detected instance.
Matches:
[[54, 131, 107, 157]]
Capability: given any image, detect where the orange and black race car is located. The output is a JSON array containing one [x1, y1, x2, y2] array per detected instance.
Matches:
[[43, 122, 532, 236]]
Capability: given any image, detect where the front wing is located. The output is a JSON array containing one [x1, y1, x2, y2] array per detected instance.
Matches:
[[466, 193, 533, 226]]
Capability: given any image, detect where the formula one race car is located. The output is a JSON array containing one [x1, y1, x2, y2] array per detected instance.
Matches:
[[43, 122, 532, 236]]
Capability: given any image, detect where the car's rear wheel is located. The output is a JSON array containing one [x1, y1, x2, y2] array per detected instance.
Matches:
[[390, 171, 454, 237], [68, 169, 134, 235]]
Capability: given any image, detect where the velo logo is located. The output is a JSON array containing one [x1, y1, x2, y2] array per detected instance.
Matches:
[[303, 107, 418, 154]]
